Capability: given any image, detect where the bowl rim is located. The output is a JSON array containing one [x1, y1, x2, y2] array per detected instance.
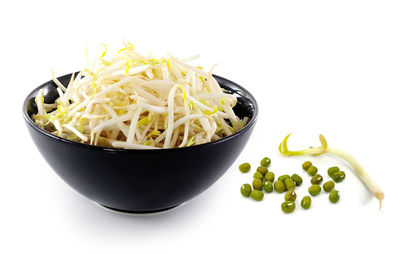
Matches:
[[23, 73, 258, 153]]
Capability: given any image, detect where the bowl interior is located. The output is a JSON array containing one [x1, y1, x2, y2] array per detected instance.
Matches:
[[24, 73, 258, 148]]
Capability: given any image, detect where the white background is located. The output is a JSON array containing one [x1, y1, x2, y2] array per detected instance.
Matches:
[[1, 0, 399, 253]]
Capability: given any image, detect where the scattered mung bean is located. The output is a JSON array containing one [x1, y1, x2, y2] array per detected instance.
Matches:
[[308, 184, 322, 196], [263, 181, 273, 193], [239, 163, 251, 173], [260, 157, 271, 168], [250, 190, 264, 201], [302, 161, 312, 171], [323, 181, 335, 192], [241, 184, 252, 197], [284, 190, 297, 202], [257, 166, 268, 176], [291, 174, 303, 186], [252, 178, 263, 190], [284, 177, 296, 191], [301, 196, 312, 209], [253, 172, 264, 180], [329, 190, 340, 203], [311, 174, 323, 185], [274, 180, 285, 193], [281, 201, 296, 213], [307, 166, 318, 176], [332, 171, 346, 183], [265, 171, 275, 182]]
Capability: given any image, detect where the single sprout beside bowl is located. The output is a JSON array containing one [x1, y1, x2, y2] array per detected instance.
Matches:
[[33, 42, 247, 149]]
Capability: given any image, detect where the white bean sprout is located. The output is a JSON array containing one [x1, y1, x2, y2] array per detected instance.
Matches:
[[33, 43, 247, 149]]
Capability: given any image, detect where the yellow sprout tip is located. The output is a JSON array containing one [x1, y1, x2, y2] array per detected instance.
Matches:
[[375, 192, 384, 210], [278, 133, 292, 155], [319, 134, 328, 149]]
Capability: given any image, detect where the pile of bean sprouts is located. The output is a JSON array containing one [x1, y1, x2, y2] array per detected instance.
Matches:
[[33, 43, 247, 149]]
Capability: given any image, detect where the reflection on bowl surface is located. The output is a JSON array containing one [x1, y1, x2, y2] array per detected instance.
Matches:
[[23, 73, 258, 213]]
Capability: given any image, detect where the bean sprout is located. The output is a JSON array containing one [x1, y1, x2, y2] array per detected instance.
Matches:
[[33, 43, 246, 149]]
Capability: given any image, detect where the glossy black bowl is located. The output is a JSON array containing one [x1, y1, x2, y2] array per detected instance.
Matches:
[[23, 73, 258, 213]]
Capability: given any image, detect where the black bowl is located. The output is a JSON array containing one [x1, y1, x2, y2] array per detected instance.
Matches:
[[23, 73, 258, 213]]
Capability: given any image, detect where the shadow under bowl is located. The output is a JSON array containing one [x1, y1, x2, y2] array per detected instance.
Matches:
[[23, 73, 258, 213]]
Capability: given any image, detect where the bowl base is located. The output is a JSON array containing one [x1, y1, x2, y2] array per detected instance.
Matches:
[[97, 203, 180, 214]]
